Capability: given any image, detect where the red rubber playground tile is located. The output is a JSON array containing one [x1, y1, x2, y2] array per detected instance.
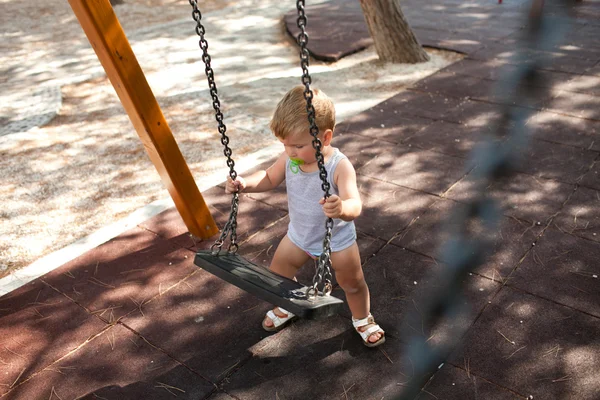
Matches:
[[573, 2, 600, 25], [444, 99, 522, 134], [417, 364, 526, 400], [355, 243, 500, 340], [448, 286, 600, 400], [244, 185, 289, 214], [545, 55, 600, 76], [559, 73, 600, 97], [509, 228, 600, 318], [283, 0, 372, 62], [462, 47, 589, 95], [338, 107, 433, 145], [394, 198, 543, 281], [516, 139, 597, 184], [445, 170, 574, 224], [579, 159, 600, 192], [469, 45, 598, 75], [403, 120, 488, 159], [357, 145, 469, 196], [515, 31, 600, 61], [119, 269, 268, 384], [40, 227, 196, 322], [586, 61, 600, 77], [221, 315, 414, 400], [335, 131, 391, 171], [553, 186, 600, 244], [440, 58, 516, 81], [206, 392, 237, 400], [413, 67, 556, 110], [385, 91, 465, 123], [526, 110, 600, 152], [547, 91, 600, 121], [137, 206, 210, 250], [412, 72, 488, 101], [0, 281, 106, 396], [2, 324, 214, 400], [472, 81, 555, 111], [411, 28, 490, 54], [355, 175, 438, 241]]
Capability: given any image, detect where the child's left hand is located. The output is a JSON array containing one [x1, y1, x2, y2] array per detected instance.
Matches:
[[319, 195, 343, 219]]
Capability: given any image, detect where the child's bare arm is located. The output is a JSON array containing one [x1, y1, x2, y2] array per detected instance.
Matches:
[[320, 159, 362, 221], [226, 153, 287, 193]]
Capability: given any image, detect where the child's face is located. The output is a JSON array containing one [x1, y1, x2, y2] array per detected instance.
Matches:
[[279, 131, 323, 165]]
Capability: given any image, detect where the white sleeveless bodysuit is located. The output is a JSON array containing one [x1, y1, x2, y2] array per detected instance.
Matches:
[[285, 148, 357, 255]]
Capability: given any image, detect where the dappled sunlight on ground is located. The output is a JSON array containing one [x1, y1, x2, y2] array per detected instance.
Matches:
[[0, 0, 462, 276]]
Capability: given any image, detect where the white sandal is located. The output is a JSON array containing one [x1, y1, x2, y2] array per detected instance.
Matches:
[[352, 313, 385, 348], [262, 307, 296, 332]]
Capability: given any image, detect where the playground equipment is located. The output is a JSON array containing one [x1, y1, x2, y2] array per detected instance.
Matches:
[[67, 0, 343, 320], [189, 0, 343, 319]]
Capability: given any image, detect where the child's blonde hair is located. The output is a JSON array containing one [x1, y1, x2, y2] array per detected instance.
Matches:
[[270, 85, 336, 139]]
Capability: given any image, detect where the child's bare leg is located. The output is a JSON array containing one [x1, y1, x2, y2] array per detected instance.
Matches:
[[269, 235, 309, 279], [331, 243, 383, 344], [263, 235, 310, 328]]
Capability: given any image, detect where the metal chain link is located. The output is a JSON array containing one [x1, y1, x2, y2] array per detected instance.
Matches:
[[188, 0, 238, 253], [297, 0, 334, 298], [397, 1, 573, 398], [210, 192, 239, 254]]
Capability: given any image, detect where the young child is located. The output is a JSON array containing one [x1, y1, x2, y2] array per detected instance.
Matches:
[[225, 86, 384, 347]]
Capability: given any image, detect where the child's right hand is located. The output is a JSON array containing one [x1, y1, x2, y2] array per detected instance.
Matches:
[[225, 176, 247, 193]]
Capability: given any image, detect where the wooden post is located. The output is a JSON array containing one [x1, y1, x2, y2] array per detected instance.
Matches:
[[67, 0, 219, 239]]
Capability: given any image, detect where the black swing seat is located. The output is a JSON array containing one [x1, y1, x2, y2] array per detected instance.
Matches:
[[194, 250, 344, 320]]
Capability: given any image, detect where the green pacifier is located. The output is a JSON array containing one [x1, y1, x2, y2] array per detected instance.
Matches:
[[289, 158, 304, 174]]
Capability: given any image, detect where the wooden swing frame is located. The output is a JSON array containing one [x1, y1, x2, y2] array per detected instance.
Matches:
[[67, 0, 218, 239]]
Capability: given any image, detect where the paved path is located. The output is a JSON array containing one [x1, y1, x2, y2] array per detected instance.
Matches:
[[1, 1, 599, 399]]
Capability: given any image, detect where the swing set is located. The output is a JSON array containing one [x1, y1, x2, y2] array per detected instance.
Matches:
[[67, 0, 343, 320]]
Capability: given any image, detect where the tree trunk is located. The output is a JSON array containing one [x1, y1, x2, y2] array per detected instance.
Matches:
[[359, 0, 429, 63]]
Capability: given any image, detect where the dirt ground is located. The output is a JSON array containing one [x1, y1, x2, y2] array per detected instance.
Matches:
[[0, 0, 462, 277]]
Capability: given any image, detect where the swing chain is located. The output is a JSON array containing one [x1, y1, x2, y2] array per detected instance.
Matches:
[[189, 0, 239, 253], [307, 219, 334, 298], [297, 0, 334, 298], [210, 192, 239, 254]]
